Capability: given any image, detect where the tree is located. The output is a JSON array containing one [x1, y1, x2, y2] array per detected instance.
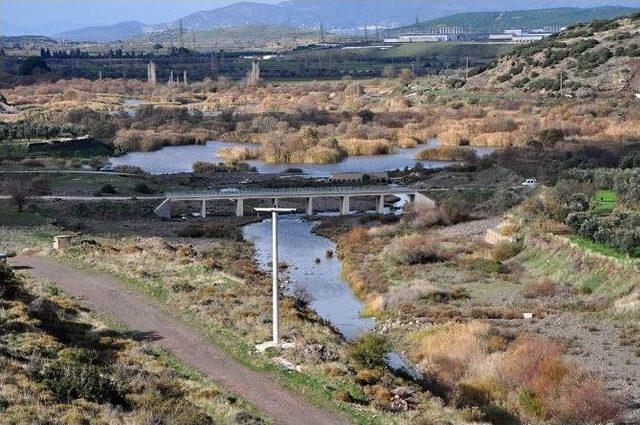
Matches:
[[18, 56, 51, 76], [9, 184, 29, 212]]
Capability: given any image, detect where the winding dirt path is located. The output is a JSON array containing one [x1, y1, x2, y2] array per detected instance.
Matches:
[[11, 256, 348, 425]]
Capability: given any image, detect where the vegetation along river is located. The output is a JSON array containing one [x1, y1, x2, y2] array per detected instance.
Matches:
[[110, 139, 494, 176]]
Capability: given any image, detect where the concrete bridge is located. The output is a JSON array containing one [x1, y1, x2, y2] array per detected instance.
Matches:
[[154, 186, 435, 218]]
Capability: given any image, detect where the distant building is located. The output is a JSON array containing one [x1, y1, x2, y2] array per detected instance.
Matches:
[[489, 29, 553, 44], [384, 34, 451, 43]]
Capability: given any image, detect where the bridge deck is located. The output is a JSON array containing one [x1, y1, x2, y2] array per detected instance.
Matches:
[[166, 186, 418, 201]]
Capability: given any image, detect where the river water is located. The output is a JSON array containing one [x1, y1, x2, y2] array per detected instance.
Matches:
[[110, 139, 494, 176], [243, 204, 422, 376], [243, 216, 375, 340]]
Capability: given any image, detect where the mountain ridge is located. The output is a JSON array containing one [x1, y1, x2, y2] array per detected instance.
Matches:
[[50, 1, 640, 42]]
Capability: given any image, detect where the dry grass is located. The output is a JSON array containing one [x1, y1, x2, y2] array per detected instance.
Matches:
[[406, 324, 620, 424]]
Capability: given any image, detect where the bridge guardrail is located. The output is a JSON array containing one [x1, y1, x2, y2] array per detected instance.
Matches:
[[166, 185, 416, 198]]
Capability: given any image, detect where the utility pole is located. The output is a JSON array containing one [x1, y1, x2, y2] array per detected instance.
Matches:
[[320, 22, 325, 43], [465, 57, 469, 80], [254, 207, 296, 349]]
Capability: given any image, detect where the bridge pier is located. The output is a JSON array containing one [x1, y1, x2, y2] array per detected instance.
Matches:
[[377, 195, 385, 214], [201, 200, 207, 218], [306, 197, 314, 215], [413, 192, 436, 209], [340, 196, 350, 215], [236, 198, 244, 217], [154, 198, 172, 218]]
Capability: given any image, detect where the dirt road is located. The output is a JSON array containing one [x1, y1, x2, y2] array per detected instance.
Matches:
[[12, 256, 348, 425]]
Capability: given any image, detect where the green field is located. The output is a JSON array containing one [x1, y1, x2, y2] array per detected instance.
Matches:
[[592, 189, 617, 214]]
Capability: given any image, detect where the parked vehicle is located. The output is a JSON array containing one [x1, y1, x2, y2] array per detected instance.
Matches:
[[220, 188, 240, 194], [522, 178, 538, 188]]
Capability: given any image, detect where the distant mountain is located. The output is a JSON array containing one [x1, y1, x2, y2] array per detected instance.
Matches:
[[391, 6, 639, 34], [155, 2, 306, 32], [55, 21, 145, 42], [49, 1, 640, 42]]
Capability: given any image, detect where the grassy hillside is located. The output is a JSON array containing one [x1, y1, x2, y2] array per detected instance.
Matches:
[[469, 12, 640, 94], [0, 264, 263, 424], [393, 6, 638, 34]]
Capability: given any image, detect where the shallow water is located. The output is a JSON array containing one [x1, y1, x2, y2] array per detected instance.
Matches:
[[243, 215, 375, 340], [110, 139, 494, 176]]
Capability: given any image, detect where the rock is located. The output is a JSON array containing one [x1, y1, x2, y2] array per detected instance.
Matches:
[[273, 356, 302, 372], [299, 343, 339, 362], [388, 398, 409, 412]]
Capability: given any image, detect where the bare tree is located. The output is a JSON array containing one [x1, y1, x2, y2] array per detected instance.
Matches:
[[6, 179, 30, 213]]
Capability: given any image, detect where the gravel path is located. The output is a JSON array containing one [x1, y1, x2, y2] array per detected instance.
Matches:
[[432, 217, 501, 239], [11, 256, 348, 425]]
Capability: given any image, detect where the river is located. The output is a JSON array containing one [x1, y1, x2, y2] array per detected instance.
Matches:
[[242, 203, 421, 376], [109, 139, 494, 176]]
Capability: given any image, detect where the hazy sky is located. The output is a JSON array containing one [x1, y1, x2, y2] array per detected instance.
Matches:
[[0, 0, 279, 35]]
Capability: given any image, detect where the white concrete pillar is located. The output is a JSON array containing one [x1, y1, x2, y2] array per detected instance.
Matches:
[[377, 195, 385, 214], [154, 198, 172, 218], [236, 198, 244, 217], [340, 196, 350, 215], [201, 200, 207, 218], [306, 197, 314, 216]]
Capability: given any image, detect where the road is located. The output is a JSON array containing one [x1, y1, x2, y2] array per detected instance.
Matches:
[[0, 195, 164, 201], [11, 256, 348, 425]]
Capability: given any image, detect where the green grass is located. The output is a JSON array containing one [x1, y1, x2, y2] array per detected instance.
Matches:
[[0, 202, 49, 227], [591, 189, 617, 214], [569, 235, 630, 260], [55, 254, 389, 425]]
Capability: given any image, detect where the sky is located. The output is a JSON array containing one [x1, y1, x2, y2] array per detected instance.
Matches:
[[0, 0, 279, 35]]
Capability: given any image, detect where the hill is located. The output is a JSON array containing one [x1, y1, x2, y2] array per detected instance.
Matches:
[[393, 6, 638, 34], [468, 12, 640, 95], [54, 21, 145, 42], [46, 1, 640, 42]]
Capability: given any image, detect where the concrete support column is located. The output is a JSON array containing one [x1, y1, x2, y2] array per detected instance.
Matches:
[[236, 198, 244, 217], [306, 197, 314, 216], [201, 200, 207, 219], [377, 195, 385, 215], [340, 196, 350, 216], [154, 198, 172, 218]]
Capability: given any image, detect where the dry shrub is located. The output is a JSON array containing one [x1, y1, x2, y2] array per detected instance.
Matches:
[[501, 336, 619, 423], [471, 132, 517, 147], [478, 117, 519, 133], [438, 131, 469, 146], [339, 138, 394, 156], [408, 322, 491, 388], [416, 146, 472, 161], [522, 279, 557, 298], [217, 145, 258, 163], [382, 235, 452, 265], [491, 241, 523, 261]]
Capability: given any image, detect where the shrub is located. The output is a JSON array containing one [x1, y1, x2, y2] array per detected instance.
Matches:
[[99, 184, 117, 194], [39, 358, 124, 405], [522, 280, 557, 298], [133, 182, 154, 194], [178, 222, 242, 240], [539, 128, 565, 146], [417, 146, 474, 161], [457, 257, 507, 274], [491, 241, 523, 261], [348, 333, 390, 369], [383, 235, 450, 265]]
